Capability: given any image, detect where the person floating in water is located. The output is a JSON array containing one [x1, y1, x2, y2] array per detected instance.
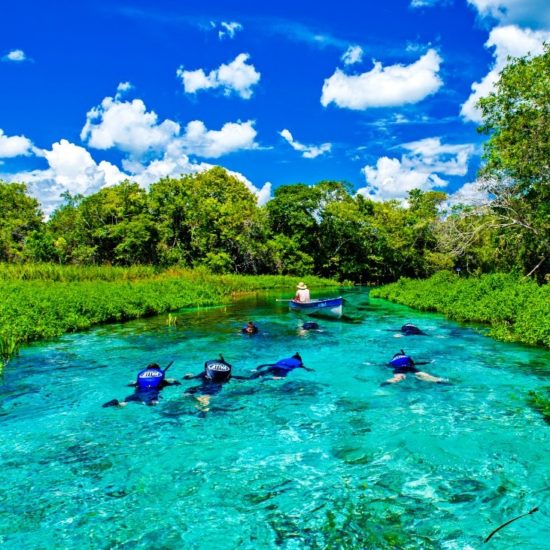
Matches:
[[382, 350, 447, 385], [400, 323, 426, 336], [298, 321, 321, 336], [102, 361, 181, 407], [295, 282, 311, 303], [242, 321, 259, 335], [183, 355, 249, 411], [386, 323, 427, 336], [250, 352, 313, 380]]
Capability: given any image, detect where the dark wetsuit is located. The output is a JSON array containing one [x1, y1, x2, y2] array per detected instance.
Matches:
[[400, 323, 426, 336], [251, 354, 310, 379], [185, 359, 248, 396], [388, 353, 418, 374]]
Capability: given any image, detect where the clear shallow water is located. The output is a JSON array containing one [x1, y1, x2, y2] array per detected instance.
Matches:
[[0, 288, 548, 549]]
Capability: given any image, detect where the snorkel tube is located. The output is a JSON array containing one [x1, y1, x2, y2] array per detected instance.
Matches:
[[163, 360, 174, 374]]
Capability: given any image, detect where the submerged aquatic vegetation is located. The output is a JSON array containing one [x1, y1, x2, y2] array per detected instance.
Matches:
[[527, 388, 550, 424], [0, 332, 20, 371]]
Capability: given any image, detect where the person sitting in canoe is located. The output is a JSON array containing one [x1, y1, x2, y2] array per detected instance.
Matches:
[[381, 350, 447, 385], [241, 321, 259, 335], [295, 282, 311, 303], [183, 355, 249, 410], [102, 362, 181, 407], [250, 353, 313, 379]]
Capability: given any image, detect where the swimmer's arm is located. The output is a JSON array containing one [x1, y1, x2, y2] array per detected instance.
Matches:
[[299, 365, 314, 372], [253, 363, 274, 372], [231, 374, 251, 380], [127, 381, 138, 387]]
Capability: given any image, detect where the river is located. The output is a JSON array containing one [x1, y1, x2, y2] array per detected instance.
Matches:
[[0, 288, 548, 549]]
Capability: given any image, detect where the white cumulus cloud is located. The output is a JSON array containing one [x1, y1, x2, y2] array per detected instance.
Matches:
[[4, 83, 268, 213], [321, 49, 442, 110], [219, 21, 243, 39], [2, 49, 27, 62], [357, 137, 474, 201], [178, 120, 258, 158], [467, 0, 550, 29], [341, 45, 363, 65], [0, 129, 34, 157], [279, 129, 332, 159], [81, 91, 180, 157], [10, 140, 128, 216], [461, 25, 550, 122], [177, 53, 261, 99], [401, 137, 475, 176], [447, 180, 490, 207], [7, 138, 268, 214]]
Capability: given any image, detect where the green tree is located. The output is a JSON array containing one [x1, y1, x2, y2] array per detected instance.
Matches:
[[47, 182, 158, 265], [149, 167, 269, 273], [478, 43, 550, 279], [0, 181, 44, 262]]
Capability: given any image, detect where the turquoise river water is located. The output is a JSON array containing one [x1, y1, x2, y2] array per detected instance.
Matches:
[[0, 288, 548, 549]]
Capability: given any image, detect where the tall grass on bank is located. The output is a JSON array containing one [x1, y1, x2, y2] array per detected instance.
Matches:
[[0, 263, 160, 282], [371, 271, 550, 348], [0, 264, 337, 368]]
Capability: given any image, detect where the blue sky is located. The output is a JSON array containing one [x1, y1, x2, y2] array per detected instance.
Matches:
[[1, 0, 549, 214]]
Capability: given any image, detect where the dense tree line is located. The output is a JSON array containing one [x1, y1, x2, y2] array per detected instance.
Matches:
[[1, 45, 547, 283], [0, 171, 455, 282]]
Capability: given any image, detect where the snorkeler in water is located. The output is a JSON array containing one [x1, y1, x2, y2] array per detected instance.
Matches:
[[250, 353, 313, 380], [183, 355, 250, 410], [102, 361, 181, 407], [241, 321, 259, 335], [381, 350, 447, 385], [385, 323, 427, 336], [399, 323, 427, 336]]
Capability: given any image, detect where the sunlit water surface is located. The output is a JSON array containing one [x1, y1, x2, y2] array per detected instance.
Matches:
[[1, 289, 548, 549]]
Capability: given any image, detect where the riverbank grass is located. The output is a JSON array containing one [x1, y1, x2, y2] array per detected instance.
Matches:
[[0, 264, 338, 368], [371, 271, 550, 348]]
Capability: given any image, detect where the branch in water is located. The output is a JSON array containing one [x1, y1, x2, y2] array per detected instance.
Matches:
[[484, 506, 539, 543]]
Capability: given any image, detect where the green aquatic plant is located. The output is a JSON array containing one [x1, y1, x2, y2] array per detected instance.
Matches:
[[311, 497, 414, 549], [527, 388, 550, 424], [166, 313, 178, 326], [0, 331, 20, 370]]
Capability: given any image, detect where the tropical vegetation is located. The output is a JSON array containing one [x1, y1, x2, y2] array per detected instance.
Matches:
[[0, 267, 336, 370], [0, 45, 548, 368]]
